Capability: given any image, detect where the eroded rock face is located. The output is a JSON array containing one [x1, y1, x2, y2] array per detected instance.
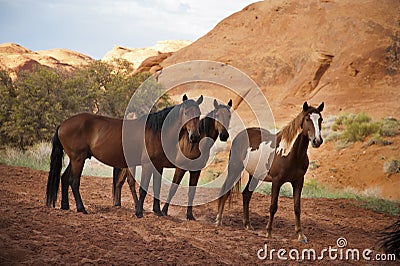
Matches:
[[161, 0, 400, 120], [102, 40, 192, 70], [0, 43, 92, 78]]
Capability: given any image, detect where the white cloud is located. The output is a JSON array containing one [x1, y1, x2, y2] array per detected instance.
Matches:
[[0, 0, 256, 58]]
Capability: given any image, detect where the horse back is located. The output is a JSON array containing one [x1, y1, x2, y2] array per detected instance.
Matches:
[[58, 113, 127, 168]]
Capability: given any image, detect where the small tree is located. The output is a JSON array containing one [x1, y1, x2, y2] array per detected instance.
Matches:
[[4, 66, 66, 148], [0, 69, 16, 144]]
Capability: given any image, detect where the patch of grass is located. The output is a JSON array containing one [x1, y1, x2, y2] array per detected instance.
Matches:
[[255, 182, 293, 197], [356, 197, 400, 216], [0, 142, 112, 177], [326, 113, 399, 147], [200, 169, 223, 185], [0, 142, 51, 171], [255, 179, 400, 216], [309, 160, 320, 170]]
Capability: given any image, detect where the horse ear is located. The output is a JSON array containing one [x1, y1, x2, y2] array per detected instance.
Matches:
[[303, 102, 309, 112], [182, 94, 188, 101], [318, 102, 324, 112], [228, 99, 233, 108], [197, 95, 203, 105], [213, 99, 219, 109]]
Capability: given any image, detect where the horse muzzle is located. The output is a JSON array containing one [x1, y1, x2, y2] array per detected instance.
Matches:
[[311, 137, 323, 148], [219, 132, 229, 142], [189, 133, 201, 143]]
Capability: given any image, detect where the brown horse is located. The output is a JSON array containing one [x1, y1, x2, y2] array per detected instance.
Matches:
[[113, 99, 233, 220], [46, 95, 203, 215], [215, 102, 324, 243], [379, 218, 400, 259]]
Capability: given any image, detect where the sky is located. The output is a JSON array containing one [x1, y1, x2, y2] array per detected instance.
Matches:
[[0, 0, 256, 59]]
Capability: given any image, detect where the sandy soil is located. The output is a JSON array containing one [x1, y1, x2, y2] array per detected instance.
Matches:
[[0, 164, 398, 265]]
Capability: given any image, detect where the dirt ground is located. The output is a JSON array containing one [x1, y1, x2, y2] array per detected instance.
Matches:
[[0, 164, 398, 265]]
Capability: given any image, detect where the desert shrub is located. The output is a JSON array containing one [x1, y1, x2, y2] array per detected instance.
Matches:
[[380, 118, 400, 137], [336, 113, 380, 142], [328, 113, 398, 144], [384, 159, 400, 174]]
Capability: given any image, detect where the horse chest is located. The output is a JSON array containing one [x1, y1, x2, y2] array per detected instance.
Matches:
[[243, 141, 275, 180]]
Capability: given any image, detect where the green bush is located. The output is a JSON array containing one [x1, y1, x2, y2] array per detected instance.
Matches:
[[328, 113, 398, 144], [0, 59, 172, 149]]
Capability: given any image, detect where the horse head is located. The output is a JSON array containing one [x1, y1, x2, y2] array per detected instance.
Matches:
[[212, 99, 232, 142], [302, 101, 324, 148], [181, 94, 203, 143]]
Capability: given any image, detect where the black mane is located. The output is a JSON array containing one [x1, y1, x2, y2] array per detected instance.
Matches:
[[200, 113, 215, 138], [145, 105, 176, 134], [144, 99, 199, 134]]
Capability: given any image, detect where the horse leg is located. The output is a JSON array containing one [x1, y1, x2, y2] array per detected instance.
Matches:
[[126, 168, 138, 209], [152, 167, 164, 217], [187, 170, 201, 221], [242, 175, 258, 230], [162, 168, 186, 216], [70, 159, 87, 214], [112, 168, 125, 207], [292, 177, 307, 243], [60, 163, 72, 210], [266, 178, 283, 238], [136, 164, 152, 218]]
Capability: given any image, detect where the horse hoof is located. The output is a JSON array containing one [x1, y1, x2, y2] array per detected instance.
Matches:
[[77, 209, 88, 214], [154, 210, 164, 217], [298, 236, 308, 243], [186, 215, 196, 221], [136, 211, 143, 218], [61, 206, 69, 210], [161, 207, 168, 216]]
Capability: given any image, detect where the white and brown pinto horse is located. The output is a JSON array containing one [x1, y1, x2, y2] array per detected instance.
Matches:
[[216, 102, 324, 243]]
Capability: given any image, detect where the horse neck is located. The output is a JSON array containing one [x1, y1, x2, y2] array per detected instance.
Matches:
[[290, 132, 309, 160]]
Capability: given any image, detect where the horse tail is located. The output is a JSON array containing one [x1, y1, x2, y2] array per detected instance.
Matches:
[[46, 126, 64, 207], [222, 149, 243, 206], [379, 218, 400, 259], [228, 176, 242, 207]]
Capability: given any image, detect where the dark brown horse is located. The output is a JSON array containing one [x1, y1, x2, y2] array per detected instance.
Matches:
[[379, 218, 400, 259], [215, 102, 324, 243], [113, 99, 233, 220], [127, 94, 204, 218], [46, 95, 202, 215]]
